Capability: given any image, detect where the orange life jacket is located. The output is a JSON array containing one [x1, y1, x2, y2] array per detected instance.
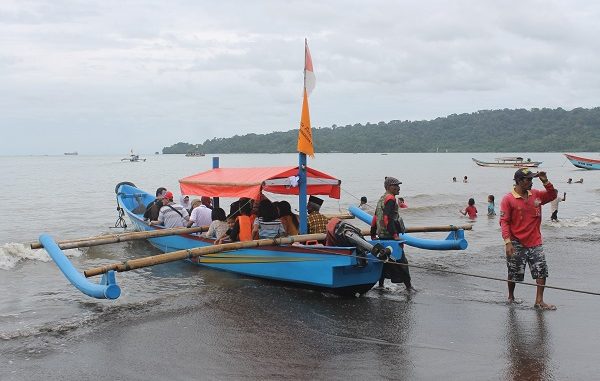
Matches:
[[237, 215, 253, 241]]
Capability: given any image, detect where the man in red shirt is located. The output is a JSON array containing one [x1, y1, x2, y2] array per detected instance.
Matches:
[[500, 168, 556, 309]]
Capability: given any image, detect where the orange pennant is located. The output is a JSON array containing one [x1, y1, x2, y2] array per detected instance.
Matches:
[[297, 88, 314, 157]]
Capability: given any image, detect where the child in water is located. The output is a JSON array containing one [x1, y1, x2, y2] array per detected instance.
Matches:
[[460, 198, 477, 219], [487, 195, 496, 216]]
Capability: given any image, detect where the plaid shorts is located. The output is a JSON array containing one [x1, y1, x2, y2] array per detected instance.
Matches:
[[506, 241, 549, 281]]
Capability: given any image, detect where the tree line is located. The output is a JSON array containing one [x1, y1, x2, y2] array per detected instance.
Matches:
[[162, 107, 600, 154]]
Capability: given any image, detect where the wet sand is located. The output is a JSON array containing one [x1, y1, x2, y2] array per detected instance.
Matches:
[[3, 265, 600, 380]]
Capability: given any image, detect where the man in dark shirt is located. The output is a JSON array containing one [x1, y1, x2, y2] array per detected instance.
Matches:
[[370, 176, 413, 290], [144, 187, 166, 221]]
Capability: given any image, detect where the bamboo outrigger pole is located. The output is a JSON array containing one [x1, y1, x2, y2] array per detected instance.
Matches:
[[82, 224, 472, 278], [84, 233, 326, 278], [30, 226, 208, 250], [32, 224, 471, 251]]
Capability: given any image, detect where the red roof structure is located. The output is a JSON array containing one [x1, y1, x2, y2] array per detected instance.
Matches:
[[179, 166, 341, 200]]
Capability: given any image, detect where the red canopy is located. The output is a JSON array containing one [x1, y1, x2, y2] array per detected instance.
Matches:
[[179, 166, 341, 200]]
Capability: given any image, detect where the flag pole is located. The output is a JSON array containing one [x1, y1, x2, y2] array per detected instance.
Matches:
[[298, 38, 309, 234]]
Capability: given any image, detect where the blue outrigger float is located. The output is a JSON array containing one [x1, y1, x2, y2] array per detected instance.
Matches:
[[37, 40, 470, 300]]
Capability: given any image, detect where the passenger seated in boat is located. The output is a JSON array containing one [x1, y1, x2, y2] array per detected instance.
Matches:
[[278, 200, 299, 236], [188, 196, 213, 228], [307, 196, 329, 234], [143, 187, 166, 221], [180, 195, 191, 212], [215, 216, 238, 244], [189, 198, 201, 214], [204, 207, 228, 239], [252, 199, 285, 239], [227, 198, 254, 242], [200, 196, 213, 210], [150, 191, 190, 228]]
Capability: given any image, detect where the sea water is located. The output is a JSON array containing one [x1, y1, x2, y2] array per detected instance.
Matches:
[[1, 152, 599, 379]]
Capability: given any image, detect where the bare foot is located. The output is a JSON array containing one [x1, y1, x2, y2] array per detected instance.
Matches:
[[534, 302, 557, 310], [507, 297, 523, 305]]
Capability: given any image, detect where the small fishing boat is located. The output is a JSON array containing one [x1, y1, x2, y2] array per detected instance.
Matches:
[[121, 150, 146, 162], [64, 151, 78, 156], [185, 152, 205, 157], [36, 40, 470, 300], [472, 157, 541, 168], [564, 153, 600, 170]]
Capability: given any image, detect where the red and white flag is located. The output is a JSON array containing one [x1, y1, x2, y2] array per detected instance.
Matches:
[[304, 39, 316, 96], [298, 39, 316, 157]]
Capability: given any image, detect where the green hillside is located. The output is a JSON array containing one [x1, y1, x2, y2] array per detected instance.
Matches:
[[163, 107, 600, 154]]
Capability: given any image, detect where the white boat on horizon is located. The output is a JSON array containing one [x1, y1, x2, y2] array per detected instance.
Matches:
[[472, 157, 541, 168]]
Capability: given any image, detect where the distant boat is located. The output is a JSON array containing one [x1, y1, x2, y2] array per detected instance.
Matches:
[[564, 153, 600, 170], [121, 150, 146, 162], [155, 151, 160, 155], [472, 157, 541, 168], [64, 152, 78, 156], [185, 152, 205, 157]]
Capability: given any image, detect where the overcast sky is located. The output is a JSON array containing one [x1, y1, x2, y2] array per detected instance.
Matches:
[[2, 1, 600, 155]]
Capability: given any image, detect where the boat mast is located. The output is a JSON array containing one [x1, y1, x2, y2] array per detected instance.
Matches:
[[298, 38, 308, 234]]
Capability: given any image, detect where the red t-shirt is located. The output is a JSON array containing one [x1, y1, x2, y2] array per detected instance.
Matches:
[[499, 182, 556, 247], [465, 205, 477, 219]]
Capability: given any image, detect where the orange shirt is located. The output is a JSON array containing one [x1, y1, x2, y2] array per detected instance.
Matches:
[[237, 215, 254, 241]]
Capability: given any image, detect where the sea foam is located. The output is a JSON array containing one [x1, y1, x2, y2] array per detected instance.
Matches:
[[0, 243, 82, 270]]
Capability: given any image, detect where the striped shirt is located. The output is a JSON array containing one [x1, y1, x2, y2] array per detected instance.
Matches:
[[254, 217, 285, 238], [158, 203, 189, 228]]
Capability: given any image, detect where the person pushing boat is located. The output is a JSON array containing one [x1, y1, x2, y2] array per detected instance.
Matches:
[[371, 176, 414, 291]]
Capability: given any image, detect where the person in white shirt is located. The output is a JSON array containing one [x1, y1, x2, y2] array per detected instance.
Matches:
[[550, 190, 566, 222], [188, 198, 213, 228], [150, 191, 189, 228]]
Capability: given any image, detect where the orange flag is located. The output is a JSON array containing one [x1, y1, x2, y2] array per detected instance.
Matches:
[[297, 87, 314, 157], [297, 39, 315, 157]]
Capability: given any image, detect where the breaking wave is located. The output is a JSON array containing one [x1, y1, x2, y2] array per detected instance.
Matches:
[[0, 243, 82, 270], [543, 213, 600, 228]]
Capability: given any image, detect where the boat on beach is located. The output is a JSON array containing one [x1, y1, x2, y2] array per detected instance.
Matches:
[[472, 156, 542, 168], [36, 40, 470, 300], [564, 153, 600, 170]]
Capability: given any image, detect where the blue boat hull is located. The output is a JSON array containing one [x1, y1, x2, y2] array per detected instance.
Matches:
[[118, 184, 386, 294], [564, 153, 600, 170]]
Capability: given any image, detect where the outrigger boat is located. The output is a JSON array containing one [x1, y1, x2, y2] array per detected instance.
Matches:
[[472, 156, 541, 168], [36, 40, 470, 300], [122, 150, 146, 162], [564, 153, 600, 170]]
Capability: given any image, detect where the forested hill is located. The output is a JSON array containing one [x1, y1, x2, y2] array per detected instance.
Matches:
[[163, 107, 600, 154]]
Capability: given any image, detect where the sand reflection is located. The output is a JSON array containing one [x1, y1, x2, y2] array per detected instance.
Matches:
[[504, 307, 553, 381]]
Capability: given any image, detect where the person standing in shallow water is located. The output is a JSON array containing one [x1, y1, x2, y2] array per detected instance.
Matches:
[[500, 168, 556, 310]]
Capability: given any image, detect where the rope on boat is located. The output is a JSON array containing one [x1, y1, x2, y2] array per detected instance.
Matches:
[[112, 194, 127, 229], [300, 246, 600, 297]]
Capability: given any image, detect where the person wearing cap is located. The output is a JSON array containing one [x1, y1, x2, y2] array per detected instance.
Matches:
[[370, 176, 413, 290], [307, 195, 329, 234], [150, 191, 190, 228], [144, 187, 167, 221], [500, 168, 557, 310]]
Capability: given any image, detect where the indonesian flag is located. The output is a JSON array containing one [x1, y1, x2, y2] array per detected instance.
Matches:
[[297, 39, 315, 157]]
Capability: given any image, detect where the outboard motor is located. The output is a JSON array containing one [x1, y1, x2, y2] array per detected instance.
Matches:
[[326, 218, 389, 267]]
